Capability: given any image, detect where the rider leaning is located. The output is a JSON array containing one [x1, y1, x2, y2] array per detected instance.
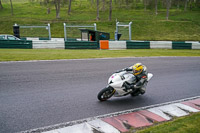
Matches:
[[123, 63, 148, 95]]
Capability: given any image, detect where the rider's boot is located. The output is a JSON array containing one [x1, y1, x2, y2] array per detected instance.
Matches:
[[139, 86, 146, 95], [139, 81, 147, 95], [123, 82, 135, 92]]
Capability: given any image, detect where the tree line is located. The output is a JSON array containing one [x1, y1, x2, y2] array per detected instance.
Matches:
[[0, 0, 200, 21]]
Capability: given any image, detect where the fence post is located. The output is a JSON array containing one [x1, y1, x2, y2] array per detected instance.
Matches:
[[115, 22, 119, 40], [116, 22, 119, 33], [129, 22, 132, 41], [64, 23, 67, 41], [48, 23, 51, 40], [94, 23, 97, 31]]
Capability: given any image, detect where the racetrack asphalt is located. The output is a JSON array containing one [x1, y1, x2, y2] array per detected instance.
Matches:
[[0, 57, 200, 133]]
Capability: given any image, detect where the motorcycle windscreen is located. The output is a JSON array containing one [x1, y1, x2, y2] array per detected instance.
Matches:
[[147, 73, 153, 81]]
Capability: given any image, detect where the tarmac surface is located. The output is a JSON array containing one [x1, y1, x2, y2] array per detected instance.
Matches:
[[0, 57, 200, 133]]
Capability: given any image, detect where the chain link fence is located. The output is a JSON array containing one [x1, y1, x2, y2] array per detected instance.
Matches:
[[18, 23, 51, 40], [63, 23, 96, 41], [116, 22, 132, 41]]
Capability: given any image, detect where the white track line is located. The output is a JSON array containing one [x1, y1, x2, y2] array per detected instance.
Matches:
[[1, 56, 200, 64]]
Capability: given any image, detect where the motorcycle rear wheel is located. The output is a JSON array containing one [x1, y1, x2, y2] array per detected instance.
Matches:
[[97, 86, 115, 101]]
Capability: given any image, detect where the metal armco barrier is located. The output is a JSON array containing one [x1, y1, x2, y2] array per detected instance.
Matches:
[[0, 40, 32, 49], [150, 41, 172, 49], [172, 42, 192, 49], [1, 39, 199, 50], [109, 41, 126, 49], [65, 41, 98, 49], [126, 41, 150, 49]]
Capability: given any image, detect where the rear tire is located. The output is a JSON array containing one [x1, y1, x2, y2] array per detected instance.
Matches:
[[97, 86, 115, 101]]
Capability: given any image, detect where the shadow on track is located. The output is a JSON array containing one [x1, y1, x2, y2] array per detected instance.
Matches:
[[96, 95, 152, 108]]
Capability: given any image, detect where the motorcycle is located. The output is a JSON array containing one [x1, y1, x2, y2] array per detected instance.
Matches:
[[97, 70, 153, 101]]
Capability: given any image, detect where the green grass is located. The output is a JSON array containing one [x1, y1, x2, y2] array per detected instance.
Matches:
[[0, 1, 200, 41], [133, 112, 200, 133], [0, 49, 200, 61]]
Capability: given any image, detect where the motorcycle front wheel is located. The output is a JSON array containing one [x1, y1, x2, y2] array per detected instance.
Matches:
[[97, 86, 115, 101]]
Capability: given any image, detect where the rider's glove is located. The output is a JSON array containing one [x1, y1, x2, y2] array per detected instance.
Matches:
[[116, 68, 132, 73], [124, 68, 133, 71], [115, 70, 122, 73]]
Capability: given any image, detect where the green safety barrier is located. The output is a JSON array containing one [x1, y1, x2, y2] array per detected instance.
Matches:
[[65, 41, 99, 49], [126, 41, 150, 49], [39, 37, 50, 40], [20, 37, 27, 40], [66, 38, 78, 41], [0, 40, 32, 49], [172, 42, 192, 49]]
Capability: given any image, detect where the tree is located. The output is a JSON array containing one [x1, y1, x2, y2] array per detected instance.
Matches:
[[10, 0, 13, 15], [177, 0, 180, 10], [155, 0, 158, 15], [189, 0, 194, 10], [101, 0, 105, 11], [0, 0, 3, 9], [68, 0, 72, 15], [162, 0, 166, 8], [184, 0, 188, 11], [91, 0, 94, 5], [109, 0, 112, 21], [46, 0, 50, 14], [144, 0, 147, 11], [166, 0, 170, 20], [54, 0, 61, 18], [96, 0, 100, 20], [126, 0, 129, 8]]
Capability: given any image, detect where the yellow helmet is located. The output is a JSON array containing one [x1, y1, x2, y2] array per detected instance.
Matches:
[[132, 63, 143, 75]]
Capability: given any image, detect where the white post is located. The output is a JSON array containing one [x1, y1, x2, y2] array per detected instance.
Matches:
[[129, 22, 132, 41], [94, 23, 97, 31], [116, 22, 119, 33], [64, 23, 67, 41], [48, 23, 51, 40], [115, 22, 119, 40]]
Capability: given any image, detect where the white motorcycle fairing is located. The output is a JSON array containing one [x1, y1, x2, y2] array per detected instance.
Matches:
[[108, 71, 153, 97], [97, 70, 153, 101]]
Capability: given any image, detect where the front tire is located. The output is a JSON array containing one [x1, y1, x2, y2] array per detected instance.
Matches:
[[97, 86, 115, 101]]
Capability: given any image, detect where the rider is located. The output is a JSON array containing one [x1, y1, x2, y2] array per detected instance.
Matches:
[[123, 63, 148, 95]]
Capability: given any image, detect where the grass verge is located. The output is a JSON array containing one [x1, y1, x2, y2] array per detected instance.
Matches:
[[0, 49, 200, 61], [132, 112, 200, 133], [0, 2, 200, 40]]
